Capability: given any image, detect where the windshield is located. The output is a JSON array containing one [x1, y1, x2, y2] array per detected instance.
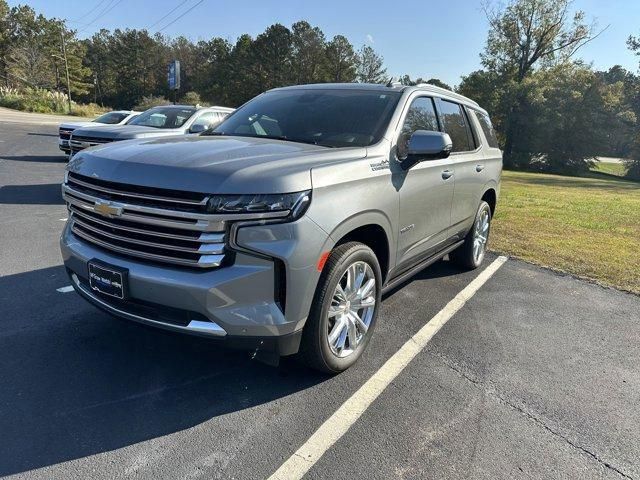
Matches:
[[129, 107, 196, 129], [93, 112, 129, 124], [210, 89, 401, 147]]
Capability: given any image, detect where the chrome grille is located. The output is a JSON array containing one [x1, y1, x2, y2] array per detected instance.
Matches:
[[63, 173, 226, 268], [69, 135, 114, 154], [59, 128, 74, 140]]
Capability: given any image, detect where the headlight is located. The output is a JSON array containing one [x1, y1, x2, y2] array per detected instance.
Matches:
[[206, 190, 311, 220]]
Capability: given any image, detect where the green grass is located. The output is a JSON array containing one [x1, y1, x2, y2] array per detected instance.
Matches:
[[591, 161, 627, 177], [491, 170, 640, 294]]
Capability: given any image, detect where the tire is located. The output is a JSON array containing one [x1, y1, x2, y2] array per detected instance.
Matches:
[[298, 242, 382, 374], [450, 200, 492, 270]]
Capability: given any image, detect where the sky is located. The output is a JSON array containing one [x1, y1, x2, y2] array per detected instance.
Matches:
[[10, 0, 640, 87]]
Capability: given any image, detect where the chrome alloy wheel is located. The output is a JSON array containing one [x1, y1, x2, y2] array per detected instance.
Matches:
[[473, 204, 491, 264], [327, 261, 377, 358]]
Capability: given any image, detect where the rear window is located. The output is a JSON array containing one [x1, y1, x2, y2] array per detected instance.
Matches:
[[473, 110, 499, 148]]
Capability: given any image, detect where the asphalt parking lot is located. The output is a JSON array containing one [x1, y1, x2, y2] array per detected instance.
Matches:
[[1, 111, 639, 479]]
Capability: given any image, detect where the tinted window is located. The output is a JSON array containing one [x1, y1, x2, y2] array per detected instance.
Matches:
[[398, 97, 439, 157], [212, 89, 401, 148], [473, 110, 499, 148], [129, 107, 196, 129], [93, 112, 128, 124], [439, 100, 473, 152]]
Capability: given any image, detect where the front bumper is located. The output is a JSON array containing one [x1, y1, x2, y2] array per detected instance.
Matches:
[[59, 138, 70, 152], [60, 215, 328, 355], [68, 269, 303, 354]]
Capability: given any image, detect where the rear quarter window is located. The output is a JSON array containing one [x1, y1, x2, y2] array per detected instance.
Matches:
[[473, 110, 499, 149]]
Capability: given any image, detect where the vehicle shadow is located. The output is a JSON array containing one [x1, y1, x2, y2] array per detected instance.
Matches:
[[0, 154, 66, 163], [383, 256, 464, 299], [0, 183, 65, 205], [0, 265, 328, 477], [27, 132, 59, 138]]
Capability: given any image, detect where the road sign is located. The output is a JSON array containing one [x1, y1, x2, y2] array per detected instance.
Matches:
[[168, 60, 181, 90]]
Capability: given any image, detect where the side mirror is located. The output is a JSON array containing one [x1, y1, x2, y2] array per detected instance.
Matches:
[[401, 130, 452, 170], [189, 123, 207, 134]]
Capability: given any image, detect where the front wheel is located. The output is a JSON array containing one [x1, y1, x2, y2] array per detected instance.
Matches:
[[298, 242, 382, 374], [450, 200, 492, 270]]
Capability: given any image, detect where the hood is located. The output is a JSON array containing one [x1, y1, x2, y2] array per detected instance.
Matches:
[[67, 135, 367, 194], [59, 121, 94, 130], [71, 124, 183, 140]]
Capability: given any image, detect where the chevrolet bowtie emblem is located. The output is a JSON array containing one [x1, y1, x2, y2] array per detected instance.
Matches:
[[93, 200, 123, 217]]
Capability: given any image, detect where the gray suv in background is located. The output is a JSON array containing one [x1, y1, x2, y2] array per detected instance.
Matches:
[[60, 83, 501, 373], [58, 110, 140, 155], [68, 104, 233, 156]]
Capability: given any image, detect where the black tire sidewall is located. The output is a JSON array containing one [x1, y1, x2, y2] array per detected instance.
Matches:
[[314, 244, 382, 372]]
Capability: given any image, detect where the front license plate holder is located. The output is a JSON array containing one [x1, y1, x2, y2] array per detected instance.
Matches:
[[88, 260, 128, 299]]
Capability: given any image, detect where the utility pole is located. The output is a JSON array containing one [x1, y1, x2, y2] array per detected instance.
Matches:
[[60, 30, 72, 113]]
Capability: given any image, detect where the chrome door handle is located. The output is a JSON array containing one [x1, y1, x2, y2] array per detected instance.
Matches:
[[476, 164, 485, 172], [441, 169, 454, 180]]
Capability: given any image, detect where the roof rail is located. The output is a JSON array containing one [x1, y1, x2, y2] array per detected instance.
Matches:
[[414, 83, 479, 107]]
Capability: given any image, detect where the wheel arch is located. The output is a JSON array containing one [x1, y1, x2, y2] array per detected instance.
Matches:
[[480, 181, 498, 216], [324, 211, 394, 284]]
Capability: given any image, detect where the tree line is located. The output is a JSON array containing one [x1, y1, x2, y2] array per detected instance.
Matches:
[[458, 0, 640, 179], [0, 0, 639, 179], [0, 2, 389, 108]]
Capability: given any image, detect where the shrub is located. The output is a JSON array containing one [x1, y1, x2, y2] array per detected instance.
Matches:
[[134, 95, 171, 111], [0, 87, 111, 117], [180, 91, 209, 106], [70, 102, 108, 118]]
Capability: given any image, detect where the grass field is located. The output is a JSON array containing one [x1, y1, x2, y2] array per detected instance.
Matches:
[[591, 161, 627, 177], [491, 170, 640, 294]]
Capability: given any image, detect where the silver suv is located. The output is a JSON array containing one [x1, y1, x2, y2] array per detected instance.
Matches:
[[58, 110, 140, 155], [60, 83, 501, 373]]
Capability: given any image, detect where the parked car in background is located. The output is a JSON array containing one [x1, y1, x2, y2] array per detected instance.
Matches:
[[68, 105, 234, 156], [58, 110, 140, 155], [60, 83, 501, 373]]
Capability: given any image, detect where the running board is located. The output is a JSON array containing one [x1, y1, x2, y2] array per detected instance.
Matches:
[[382, 240, 464, 295]]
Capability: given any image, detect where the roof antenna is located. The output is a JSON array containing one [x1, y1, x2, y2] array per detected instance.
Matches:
[[386, 77, 402, 88]]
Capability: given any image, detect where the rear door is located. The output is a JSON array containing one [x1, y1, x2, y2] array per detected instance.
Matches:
[[435, 99, 486, 239], [395, 95, 455, 270]]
